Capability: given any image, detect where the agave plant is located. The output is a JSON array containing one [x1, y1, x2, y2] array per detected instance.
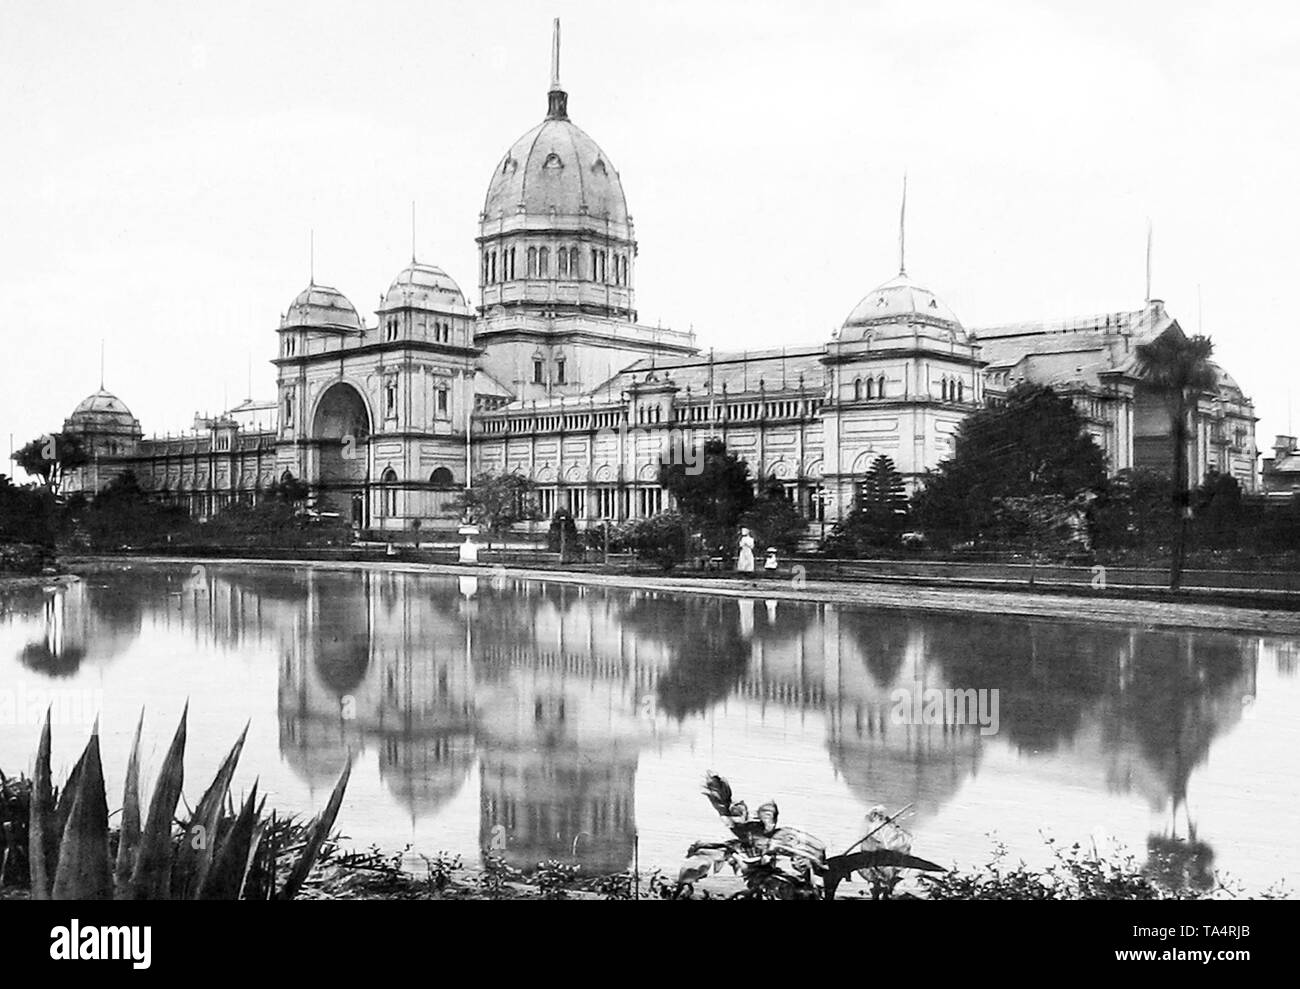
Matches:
[[27, 706, 350, 900]]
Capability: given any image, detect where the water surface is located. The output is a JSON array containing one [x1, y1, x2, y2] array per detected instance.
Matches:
[[1, 562, 1296, 893]]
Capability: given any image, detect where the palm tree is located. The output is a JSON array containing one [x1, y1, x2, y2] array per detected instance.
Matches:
[[1135, 332, 1217, 589]]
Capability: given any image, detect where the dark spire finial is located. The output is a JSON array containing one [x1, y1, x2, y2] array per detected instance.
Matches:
[[547, 18, 568, 119]]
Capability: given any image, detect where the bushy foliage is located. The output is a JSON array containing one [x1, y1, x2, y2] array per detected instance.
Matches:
[[614, 511, 691, 570], [81, 472, 191, 550], [450, 472, 538, 542], [545, 508, 580, 561], [0, 474, 59, 552], [911, 385, 1107, 548], [738, 479, 807, 556], [659, 439, 754, 551], [921, 835, 1233, 901]]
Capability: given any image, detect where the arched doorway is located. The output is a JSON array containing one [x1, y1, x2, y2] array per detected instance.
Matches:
[[311, 383, 371, 524]]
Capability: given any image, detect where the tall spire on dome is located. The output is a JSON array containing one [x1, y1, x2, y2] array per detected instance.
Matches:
[[898, 172, 908, 277], [1145, 218, 1153, 303], [547, 18, 568, 120]]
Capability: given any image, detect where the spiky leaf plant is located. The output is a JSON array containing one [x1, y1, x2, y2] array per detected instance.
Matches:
[[26, 707, 349, 900]]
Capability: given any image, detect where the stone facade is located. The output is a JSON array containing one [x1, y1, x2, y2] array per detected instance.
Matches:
[[55, 23, 1260, 532]]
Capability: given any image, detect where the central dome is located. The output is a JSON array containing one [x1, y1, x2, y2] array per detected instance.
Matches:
[[483, 117, 629, 227], [481, 21, 629, 230]]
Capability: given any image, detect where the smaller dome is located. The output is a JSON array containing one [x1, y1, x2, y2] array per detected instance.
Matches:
[[381, 262, 467, 311], [843, 273, 964, 339], [281, 284, 362, 331], [65, 388, 142, 436]]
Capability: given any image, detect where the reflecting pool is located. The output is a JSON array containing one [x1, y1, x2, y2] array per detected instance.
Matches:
[[1, 561, 1296, 892]]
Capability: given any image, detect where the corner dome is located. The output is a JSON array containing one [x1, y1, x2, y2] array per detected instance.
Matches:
[[381, 262, 467, 311], [281, 283, 362, 332], [842, 272, 965, 341], [65, 388, 142, 436]]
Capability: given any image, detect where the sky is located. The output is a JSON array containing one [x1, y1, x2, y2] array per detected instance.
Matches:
[[2, 0, 1298, 469]]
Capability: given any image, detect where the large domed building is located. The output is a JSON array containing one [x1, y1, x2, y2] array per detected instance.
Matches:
[[63, 388, 143, 456], [53, 18, 1259, 527]]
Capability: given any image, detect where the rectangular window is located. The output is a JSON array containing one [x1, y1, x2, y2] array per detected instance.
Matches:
[[570, 488, 586, 519], [810, 485, 826, 522], [533, 360, 545, 385], [437, 388, 448, 417], [555, 359, 566, 385], [598, 488, 615, 519]]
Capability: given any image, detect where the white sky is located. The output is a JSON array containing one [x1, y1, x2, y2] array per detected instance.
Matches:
[[2, 0, 1298, 467]]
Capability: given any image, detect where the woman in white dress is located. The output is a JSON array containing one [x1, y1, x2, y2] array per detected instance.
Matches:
[[736, 527, 756, 573]]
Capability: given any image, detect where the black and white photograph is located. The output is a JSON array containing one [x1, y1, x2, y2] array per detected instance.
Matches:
[[0, 0, 1293, 966]]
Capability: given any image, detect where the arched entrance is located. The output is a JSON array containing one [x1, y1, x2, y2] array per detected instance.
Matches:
[[311, 383, 371, 524]]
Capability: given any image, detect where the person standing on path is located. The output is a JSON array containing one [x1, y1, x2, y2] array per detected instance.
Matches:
[[737, 527, 756, 573]]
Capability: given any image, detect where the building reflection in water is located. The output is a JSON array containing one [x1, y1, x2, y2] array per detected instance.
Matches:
[[6, 565, 1266, 878]]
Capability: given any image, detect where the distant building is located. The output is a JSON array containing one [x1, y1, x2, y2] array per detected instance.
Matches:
[[54, 22, 1259, 531], [1262, 435, 1300, 496]]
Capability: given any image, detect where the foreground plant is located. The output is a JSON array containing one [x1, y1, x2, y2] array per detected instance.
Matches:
[[27, 706, 350, 900], [676, 773, 944, 900]]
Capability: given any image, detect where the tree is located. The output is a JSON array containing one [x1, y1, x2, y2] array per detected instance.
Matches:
[[450, 472, 538, 545], [738, 479, 807, 556], [658, 438, 754, 553], [1134, 332, 1217, 589], [615, 511, 691, 571], [1191, 469, 1244, 551], [83, 471, 189, 549], [12, 432, 88, 494], [0, 474, 59, 572], [1092, 468, 1176, 556], [546, 508, 580, 561], [824, 457, 911, 556], [911, 384, 1107, 548]]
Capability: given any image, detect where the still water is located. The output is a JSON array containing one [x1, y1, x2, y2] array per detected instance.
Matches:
[[1, 561, 1297, 893]]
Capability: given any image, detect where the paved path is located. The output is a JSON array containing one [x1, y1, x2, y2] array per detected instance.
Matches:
[[82, 555, 1300, 635]]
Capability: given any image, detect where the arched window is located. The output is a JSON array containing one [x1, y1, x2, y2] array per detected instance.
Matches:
[[381, 468, 398, 517], [956, 380, 964, 403], [558, 248, 569, 277], [527, 247, 537, 276], [853, 378, 862, 401], [877, 376, 886, 398], [509, 247, 516, 280], [570, 246, 581, 279], [429, 467, 454, 487], [539, 247, 549, 277], [941, 379, 948, 401]]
